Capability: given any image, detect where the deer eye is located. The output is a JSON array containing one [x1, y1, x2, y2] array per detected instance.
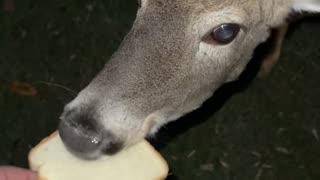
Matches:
[[211, 23, 240, 45]]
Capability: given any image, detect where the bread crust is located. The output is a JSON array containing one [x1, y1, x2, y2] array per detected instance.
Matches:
[[139, 141, 169, 178], [28, 131, 59, 171], [38, 176, 48, 180]]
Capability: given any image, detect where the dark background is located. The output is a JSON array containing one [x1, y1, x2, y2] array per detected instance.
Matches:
[[0, 0, 319, 179]]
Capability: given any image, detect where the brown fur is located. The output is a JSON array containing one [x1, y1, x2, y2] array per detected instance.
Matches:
[[259, 23, 289, 77], [61, 0, 320, 154]]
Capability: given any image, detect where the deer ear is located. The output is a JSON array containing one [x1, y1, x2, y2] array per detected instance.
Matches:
[[293, 0, 320, 12]]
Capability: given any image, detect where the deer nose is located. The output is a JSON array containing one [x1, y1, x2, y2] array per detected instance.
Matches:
[[58, 109, 123, 159]]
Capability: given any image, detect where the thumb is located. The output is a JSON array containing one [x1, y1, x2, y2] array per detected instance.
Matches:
[[0, 166, 37, 180]]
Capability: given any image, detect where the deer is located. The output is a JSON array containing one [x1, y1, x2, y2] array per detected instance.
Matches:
[[58, 0, 320, 159]]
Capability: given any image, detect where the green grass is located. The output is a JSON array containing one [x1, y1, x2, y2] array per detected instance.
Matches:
[[0, 1, 320, 179]]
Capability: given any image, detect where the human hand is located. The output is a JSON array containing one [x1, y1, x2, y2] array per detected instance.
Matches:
[[0, 166, 37, 180]]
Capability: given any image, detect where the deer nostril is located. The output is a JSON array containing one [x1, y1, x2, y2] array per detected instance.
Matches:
[[100, 132, 123, 155], [58, 108, 104, 159], [58, 118, 103, 158], [58, 108, 124, 158], [101, 142, 123, 155]]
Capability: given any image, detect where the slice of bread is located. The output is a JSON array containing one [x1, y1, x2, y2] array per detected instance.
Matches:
[[29, 131, 168, 180]]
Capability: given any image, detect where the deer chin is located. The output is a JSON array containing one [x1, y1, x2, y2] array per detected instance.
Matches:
[[140, 115, 167, 137], [139, 108, 188, 138]]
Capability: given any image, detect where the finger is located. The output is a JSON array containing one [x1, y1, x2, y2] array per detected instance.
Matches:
[[0, 166, 37, 180]]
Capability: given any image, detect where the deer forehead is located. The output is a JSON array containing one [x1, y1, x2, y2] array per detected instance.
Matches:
[[141, 0, 294, 27]]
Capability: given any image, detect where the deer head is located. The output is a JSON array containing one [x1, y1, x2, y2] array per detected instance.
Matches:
[[58, 0, 320, 159]]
